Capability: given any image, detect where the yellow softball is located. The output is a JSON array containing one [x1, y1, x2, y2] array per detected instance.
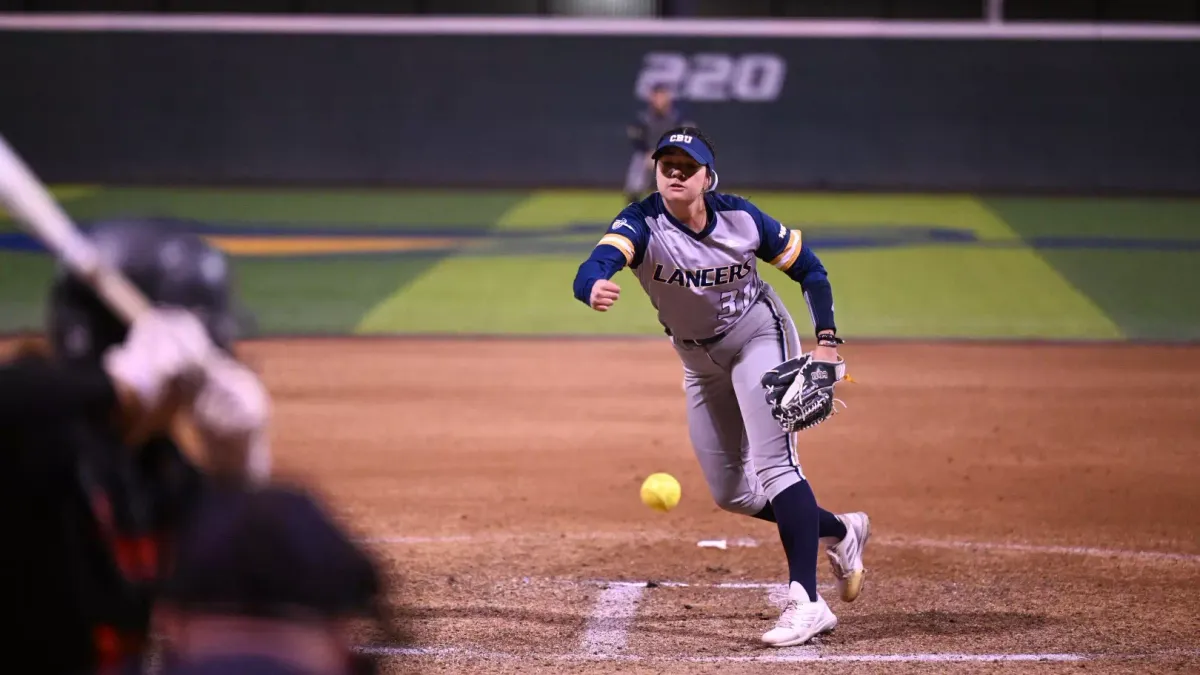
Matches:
[[640, 472, 682, 512]]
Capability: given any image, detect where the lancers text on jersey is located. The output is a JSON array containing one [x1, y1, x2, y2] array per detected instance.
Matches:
[[652, 261, 753, 288]]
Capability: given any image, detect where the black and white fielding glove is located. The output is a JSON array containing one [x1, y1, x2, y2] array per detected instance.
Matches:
[[761, 354, 848, 432]]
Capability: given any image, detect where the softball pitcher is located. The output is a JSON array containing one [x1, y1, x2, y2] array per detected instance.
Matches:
[[573, 127, 870, 647]]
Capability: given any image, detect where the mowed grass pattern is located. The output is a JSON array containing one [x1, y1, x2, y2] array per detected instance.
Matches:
[[2, 188, 1198, 340]]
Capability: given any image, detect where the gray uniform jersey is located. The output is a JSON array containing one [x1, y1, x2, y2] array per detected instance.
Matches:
[[593, 192, 817, 509], [599, 192, 806, 341]]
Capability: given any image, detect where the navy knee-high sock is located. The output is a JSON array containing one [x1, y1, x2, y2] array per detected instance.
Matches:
[[756, 503, 847, 543], [819, 508, 847, 540], [771, 480, 820, 602], [752, 503, 776, 522]]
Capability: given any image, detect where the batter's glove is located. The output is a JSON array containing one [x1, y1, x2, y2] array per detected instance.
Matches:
[[761, 354, 848, 432]]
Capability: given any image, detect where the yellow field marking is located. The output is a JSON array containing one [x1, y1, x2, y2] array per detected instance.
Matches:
[[202, 235, 460, 256]]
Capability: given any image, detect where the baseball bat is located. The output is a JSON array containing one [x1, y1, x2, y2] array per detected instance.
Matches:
[[0, 134, 272, 481], [0, 134, 151, 324]]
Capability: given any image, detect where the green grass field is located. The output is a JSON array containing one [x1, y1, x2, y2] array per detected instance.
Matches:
[[2, 187, 1198, 341]]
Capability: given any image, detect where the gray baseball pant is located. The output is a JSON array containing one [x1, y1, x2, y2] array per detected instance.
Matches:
[[671, 286, 805, 515]]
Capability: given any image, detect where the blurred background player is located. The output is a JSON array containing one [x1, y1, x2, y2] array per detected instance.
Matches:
[[575, 127, 869, 648], [623, 84, 693, 204], [0, 219, 271, 675], [154, 482, 411, 675]]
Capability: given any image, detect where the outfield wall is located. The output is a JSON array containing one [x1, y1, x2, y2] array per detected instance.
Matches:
[[1, 17, 1198, 193]]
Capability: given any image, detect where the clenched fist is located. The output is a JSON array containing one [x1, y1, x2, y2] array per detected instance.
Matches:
[[103, 308, 213, 412], [590, 279, 621, 311]]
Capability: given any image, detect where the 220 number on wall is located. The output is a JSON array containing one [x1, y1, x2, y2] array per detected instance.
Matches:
[[635, 52, 787, 103]]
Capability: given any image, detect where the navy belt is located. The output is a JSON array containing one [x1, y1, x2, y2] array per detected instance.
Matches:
[[667, 330, 727, 347], [685, 332, 726, 346]]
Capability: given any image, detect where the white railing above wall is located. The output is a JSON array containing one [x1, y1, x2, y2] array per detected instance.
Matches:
[[0, 12, 1199, 41]]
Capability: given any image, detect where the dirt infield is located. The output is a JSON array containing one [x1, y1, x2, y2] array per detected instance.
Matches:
[[236, 337, 1200, 674], [10, 335, 1197, 673]]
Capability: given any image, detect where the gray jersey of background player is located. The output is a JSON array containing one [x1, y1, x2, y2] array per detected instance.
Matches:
[[623, 85, 693, 204], [573, 127, 870, 649]]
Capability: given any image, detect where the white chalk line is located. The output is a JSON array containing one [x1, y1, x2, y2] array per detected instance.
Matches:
[[573, 578, 814, 659], [679, 652, 1081, 663], [358, 579, 1200, 664], [574, 579, 802, 658], [578, 583, 645, 656], [527, 577, 834, 612], [532, 578, 794, 590], [364, 531, 1200, 564], [357, 645, 1200, 663], [888, 536, 1200, 563]]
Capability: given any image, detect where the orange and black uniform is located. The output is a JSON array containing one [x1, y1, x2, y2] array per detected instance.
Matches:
[[0, 352, 204, 675]]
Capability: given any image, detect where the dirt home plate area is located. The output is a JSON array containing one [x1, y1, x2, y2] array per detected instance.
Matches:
[[114, 337, 1200, 673]]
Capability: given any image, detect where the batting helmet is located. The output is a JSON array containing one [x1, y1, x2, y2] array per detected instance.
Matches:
[[47, 218, 242, 364]]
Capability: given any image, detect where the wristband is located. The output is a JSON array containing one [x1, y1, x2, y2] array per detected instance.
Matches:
[[816, 332, 843, 347]]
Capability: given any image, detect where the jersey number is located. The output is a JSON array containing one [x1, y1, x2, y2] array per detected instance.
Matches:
[[718, 287, 754, 318]]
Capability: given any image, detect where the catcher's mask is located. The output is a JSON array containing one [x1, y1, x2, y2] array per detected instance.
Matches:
[[46, 218, 248, 364]]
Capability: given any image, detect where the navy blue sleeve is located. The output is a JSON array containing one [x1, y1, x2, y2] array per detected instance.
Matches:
[[572, 207, 651, 306], [739, 197, 837, 336], [786, 246, 836, 335], [750, 202, 798, 265], [573, 246, 627, 305]]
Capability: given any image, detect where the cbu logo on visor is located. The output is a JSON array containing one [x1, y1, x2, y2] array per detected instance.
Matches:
[[654, 132, 719, 191], [655, 135, 714, 167]]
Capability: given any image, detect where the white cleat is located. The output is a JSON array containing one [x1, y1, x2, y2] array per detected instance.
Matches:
[[825, 511, 871, 602], [761, 582, 838, 647]]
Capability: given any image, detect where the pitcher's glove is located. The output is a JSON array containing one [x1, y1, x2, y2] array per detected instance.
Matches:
[[761, 354, 848, 432]]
